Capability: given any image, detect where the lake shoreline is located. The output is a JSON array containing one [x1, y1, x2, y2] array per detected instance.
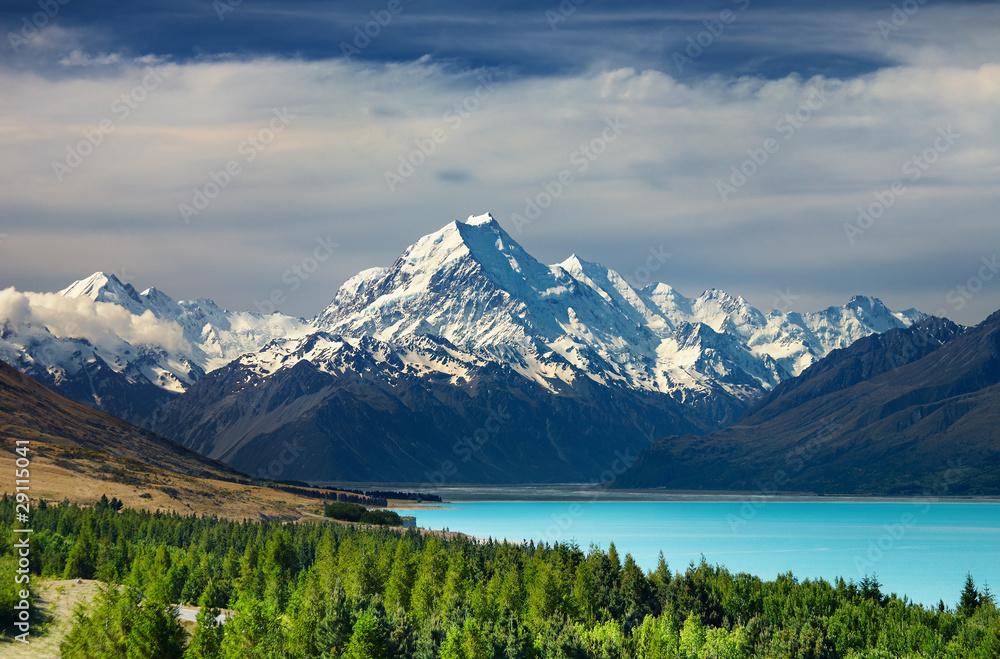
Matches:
[[386, 499, 1000, 608], [314, 481, 1000, 504]]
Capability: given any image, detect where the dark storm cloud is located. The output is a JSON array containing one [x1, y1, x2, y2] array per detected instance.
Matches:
[[0, 0, 918, 76]]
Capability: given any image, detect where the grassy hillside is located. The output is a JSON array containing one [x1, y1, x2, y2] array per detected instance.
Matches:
[[0, 437, 331, 520], [0, 360, 392, 519], [0, 360, 247, 484]]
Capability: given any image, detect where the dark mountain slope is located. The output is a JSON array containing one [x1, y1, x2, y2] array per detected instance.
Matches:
[[0, 359, 248, 483], [742, 317, 964, 424], [150, 337, 709, 483], [613, 314, 1000, 494]]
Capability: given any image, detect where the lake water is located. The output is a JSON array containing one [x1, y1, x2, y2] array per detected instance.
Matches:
[[395, 499, 1000, 607]]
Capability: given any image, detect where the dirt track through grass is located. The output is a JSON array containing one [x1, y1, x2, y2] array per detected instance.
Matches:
[[1, 579, 101, 658]]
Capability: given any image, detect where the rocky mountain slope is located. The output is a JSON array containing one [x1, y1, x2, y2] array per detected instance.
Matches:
[[0, 358, 247, 483], [148, 213, 927, 482], [612, 314, 1000, 494], [0, 273, 308, 423]]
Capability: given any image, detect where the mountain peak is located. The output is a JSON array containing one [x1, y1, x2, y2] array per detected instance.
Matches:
[[441, 214, 549, 281], [318, 215, 554, 343], [58, 272, 146, 311], [700, 288, 734, 300], [557, 254, 597, 275], [59, 272, 124, 298], [463, 212, 497, 227], [397, 214, 517, 274], [140, 286, 174, 304], [847, 294, 884, 309], [135, 286, 181, 320], [646, 281, 679, 295]]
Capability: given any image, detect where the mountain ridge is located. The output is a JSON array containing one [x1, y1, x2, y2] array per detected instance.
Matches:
[[611, 313, 1000, 494], [0, 273, 309, 423], [143, 213, 931, 482], [0, 212, 937, 483], [0, 358, 247, 483]]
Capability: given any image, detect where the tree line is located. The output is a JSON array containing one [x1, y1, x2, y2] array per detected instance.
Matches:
[[323, 502, 403, 526], [1, 494, 997, 658]]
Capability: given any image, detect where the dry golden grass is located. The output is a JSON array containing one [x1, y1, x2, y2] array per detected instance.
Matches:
[[0, 438, 336, 521], [0, 360, 401, 521], [0, 579, 102, 658], [0, 360, 248, 485]]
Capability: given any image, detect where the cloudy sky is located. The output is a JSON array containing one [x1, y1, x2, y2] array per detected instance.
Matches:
[[1, 0, 998, 324]]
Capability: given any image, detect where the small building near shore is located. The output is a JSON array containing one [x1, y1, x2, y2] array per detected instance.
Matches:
[[401, 516, 416, 528]]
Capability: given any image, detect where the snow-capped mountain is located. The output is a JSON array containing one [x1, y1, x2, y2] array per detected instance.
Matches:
[[58, 272, 310, 373], [0, 274, 309, 422], [315, 213, 923, 403], [150, 213, 929, 482]]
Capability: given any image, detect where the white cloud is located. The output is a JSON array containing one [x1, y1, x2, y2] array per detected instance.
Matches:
[[58, 50, 124, 67], [0, 288, 191, 354]]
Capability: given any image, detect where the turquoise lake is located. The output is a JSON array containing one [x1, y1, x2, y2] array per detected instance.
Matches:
[[394, 500, 1000, 608]]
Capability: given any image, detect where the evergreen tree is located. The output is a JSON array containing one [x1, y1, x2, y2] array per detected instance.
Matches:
[[633, 613, 679, 659], [285, 571, 327, 656], [61, 583, 185, 659], [316, 587, 355, 658], [440, 550, 472, 613], [127, 586, 187, 659], [679, 612, 706, 659], [342, 609, 388, 659], [62, 526, 96, 579], [607, 542, 622, 577], [384, 539, 417, 613], [220, 596, 285, 658], [460, 618, 491, 659], [499, 563, 526, 617], [234, 541, 264, 602], [527, 560, 569, 629], [262, 528, 298, 609], [573, 559, 599, 624], [439, 624, 466, 659], [653, 552, 671, 586], [620, 553, 652, 619], [61, 585, 129, 658], [410, 538, 447, 622], [959, 573, 982, 617], [184, 583, 225, 659], [580, 618, 626, 659], [859, 574, 884, 605]]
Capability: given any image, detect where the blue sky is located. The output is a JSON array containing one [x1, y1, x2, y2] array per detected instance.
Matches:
[[1, 0, 998, 323]]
